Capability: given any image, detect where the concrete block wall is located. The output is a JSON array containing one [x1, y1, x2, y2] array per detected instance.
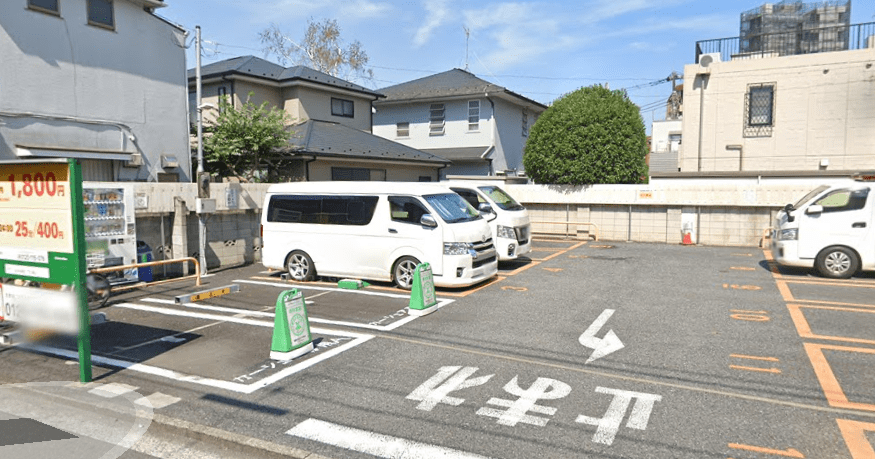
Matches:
[[125, 179, 833, 272]]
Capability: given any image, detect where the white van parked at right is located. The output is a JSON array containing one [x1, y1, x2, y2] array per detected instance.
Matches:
[[771, 172, 875, 279], [445, 181, 532, 261]]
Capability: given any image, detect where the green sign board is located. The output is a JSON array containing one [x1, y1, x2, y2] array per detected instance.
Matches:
[[0, 159, 91, 382], [270, 289, 314, 361], [408, 262, 438, 316]]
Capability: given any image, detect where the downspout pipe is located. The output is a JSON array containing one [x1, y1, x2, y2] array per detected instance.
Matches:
[[485, 88, 497, 176], [696, 74, 709, 172]]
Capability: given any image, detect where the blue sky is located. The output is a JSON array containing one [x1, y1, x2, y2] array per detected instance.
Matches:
[[159, 0, 874, 129]]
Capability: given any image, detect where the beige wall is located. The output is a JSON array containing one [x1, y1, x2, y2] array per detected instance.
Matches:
[[681, 48, 875, 173], [284, 85, 372, 131], [308, 160, 439, 182]]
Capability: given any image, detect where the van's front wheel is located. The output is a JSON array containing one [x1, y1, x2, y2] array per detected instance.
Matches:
[[286, 251, 316, 282], [393, 256, 420, 290], [815, 246, 859, 279]]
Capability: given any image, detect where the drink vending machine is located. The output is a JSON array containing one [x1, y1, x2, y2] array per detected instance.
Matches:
[[82, 182, 138, 284]]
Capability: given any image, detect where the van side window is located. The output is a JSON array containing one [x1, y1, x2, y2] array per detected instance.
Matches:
[[389, 196, 429, 225], [450, 188, 483, 209], [815, 189, 869, 213], [267, 195, 378, 225]]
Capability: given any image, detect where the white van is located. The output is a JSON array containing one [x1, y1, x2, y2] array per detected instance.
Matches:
[[771, 172, 875, 278], [445, 181, 532, 261], [261, 182, 498, 289]]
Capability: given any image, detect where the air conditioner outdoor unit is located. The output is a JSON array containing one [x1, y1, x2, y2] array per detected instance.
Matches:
[[699, 53, 721, 68]]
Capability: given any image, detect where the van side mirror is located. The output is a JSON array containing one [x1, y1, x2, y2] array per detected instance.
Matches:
[[478, 203, 493, 214], [420, 214, 438, 228], [805, 205, 823, 215]]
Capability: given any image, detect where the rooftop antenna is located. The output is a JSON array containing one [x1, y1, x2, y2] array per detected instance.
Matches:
[[463, 26, 470, 71]]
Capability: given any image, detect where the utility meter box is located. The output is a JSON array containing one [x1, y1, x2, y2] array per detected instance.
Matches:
[[196, 198, 216, 214]]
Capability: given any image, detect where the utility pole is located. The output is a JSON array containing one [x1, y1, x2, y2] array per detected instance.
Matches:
[[195, 26, 207, 276]]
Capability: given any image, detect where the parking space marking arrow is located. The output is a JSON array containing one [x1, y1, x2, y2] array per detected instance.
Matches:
[[579, 309, 624, 364]]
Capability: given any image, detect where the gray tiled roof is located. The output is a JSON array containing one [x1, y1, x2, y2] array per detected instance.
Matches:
[[188, 56, 382, 98], [375, 69, 546, 110], [419, 147, 492, 161], [286, 121, 450, 165]]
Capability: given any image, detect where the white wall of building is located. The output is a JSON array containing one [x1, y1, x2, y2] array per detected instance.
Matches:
[[681, 48, 875, 173], [0, 0, 190, 182], [373, 98, 495, 150]]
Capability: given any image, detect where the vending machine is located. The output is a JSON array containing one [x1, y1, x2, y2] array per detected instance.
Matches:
[[82, 182, 138, 284]]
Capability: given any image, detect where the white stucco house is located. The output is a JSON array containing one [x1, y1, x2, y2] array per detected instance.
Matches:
[[0, 0, 191, 182], [372, 69, 547, 178], [677, 19, 875, 176]]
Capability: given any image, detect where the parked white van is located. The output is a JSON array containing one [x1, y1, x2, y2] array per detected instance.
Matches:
[[261, 182, 498, 289], [771, 172, 875, 279], [445, 181, 532, 261]]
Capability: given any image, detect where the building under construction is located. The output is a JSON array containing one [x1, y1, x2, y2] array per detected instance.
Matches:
[[740, 1, 851, 56]]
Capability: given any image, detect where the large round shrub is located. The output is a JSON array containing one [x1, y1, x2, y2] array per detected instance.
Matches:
[[523, 85, 647, 185]]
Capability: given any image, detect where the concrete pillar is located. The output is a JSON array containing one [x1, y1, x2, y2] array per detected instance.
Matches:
[[172, 197, 188, 274]]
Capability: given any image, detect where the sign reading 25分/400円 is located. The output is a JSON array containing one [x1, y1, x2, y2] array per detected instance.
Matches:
[[0, 163, 74, 254]]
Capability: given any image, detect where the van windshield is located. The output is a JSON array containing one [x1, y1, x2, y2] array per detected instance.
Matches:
[[792, 185, 830, 209], [478, 186, 525, 211], [424, 193, 481, 223]]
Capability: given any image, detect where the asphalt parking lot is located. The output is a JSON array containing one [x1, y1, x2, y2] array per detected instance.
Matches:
[[1, 239, 874, 459]]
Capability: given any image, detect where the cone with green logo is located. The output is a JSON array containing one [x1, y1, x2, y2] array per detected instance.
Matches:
[[408, 263, 438, 317], [271, 289, 314, 360]]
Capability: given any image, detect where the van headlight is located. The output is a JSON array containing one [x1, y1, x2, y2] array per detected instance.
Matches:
[[496, 225, 516, 239], [444, 242, 474, 255], [778, 229, 798, 241]]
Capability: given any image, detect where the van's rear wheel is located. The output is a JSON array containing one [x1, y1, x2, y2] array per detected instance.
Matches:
[[393, 256, 420, 290], [286, 251, 316, 282], [815, 246, 858, 279]]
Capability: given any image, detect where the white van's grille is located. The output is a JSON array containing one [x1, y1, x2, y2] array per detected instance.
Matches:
[[515, 225, 530, 244], [472, 237, 496, 268]]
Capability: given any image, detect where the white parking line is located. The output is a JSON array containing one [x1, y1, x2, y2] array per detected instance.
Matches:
[[138, 297, 425, 331], [19, 303, 373, 394], [286, 418, 493, 459]]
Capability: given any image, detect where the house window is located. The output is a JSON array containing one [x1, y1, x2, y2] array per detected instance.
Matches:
[[468, 101, 480, 131], [429, 103, 445, 136], [331, 98, 354, 118], [331, 167, 386, 181], [744, 83, 775, 137], [522, 109, 529, 137], [87, 0, 114, 29], [28, 0, 60, 15], [396, 122, 410, 137]]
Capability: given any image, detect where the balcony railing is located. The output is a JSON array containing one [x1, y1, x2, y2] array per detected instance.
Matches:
[[696, 22, 875, 63]]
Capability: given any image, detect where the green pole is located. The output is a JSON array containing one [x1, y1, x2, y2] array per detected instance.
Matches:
[[68, 159, 91, 383]]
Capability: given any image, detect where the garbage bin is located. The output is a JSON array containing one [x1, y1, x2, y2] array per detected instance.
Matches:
[[136, 241, 153, 282]]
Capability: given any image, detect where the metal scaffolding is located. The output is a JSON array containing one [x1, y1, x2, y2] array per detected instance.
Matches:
[[740, 1, 851, 56]]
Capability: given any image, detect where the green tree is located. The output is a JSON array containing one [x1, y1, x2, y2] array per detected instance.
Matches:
[[523, 85, 647, 185], [259, 18, 374, 84], [202, 94, 293, 182]]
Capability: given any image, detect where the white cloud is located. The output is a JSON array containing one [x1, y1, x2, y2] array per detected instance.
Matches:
[[461, 3, 581, 71], [414, 0, 452, 47]]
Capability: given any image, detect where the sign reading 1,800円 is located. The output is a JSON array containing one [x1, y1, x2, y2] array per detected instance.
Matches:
[[0, 164, 73, 254]]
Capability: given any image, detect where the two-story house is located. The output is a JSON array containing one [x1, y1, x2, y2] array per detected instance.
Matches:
[[676, 2, 875, 176], [372, 69, 547, 178], [0, 0, 191, 182], [189, 56, 449, 182]]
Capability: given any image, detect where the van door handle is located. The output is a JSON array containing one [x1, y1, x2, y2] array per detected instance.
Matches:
[[388, 228, 398, 234], [852, 222, 866, 228]]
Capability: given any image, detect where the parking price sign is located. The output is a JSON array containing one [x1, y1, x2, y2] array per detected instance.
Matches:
[[0, 159, 91, 382]]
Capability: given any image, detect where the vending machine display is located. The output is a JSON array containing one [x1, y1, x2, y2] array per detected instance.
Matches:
[[83, 183, 138, 284]]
